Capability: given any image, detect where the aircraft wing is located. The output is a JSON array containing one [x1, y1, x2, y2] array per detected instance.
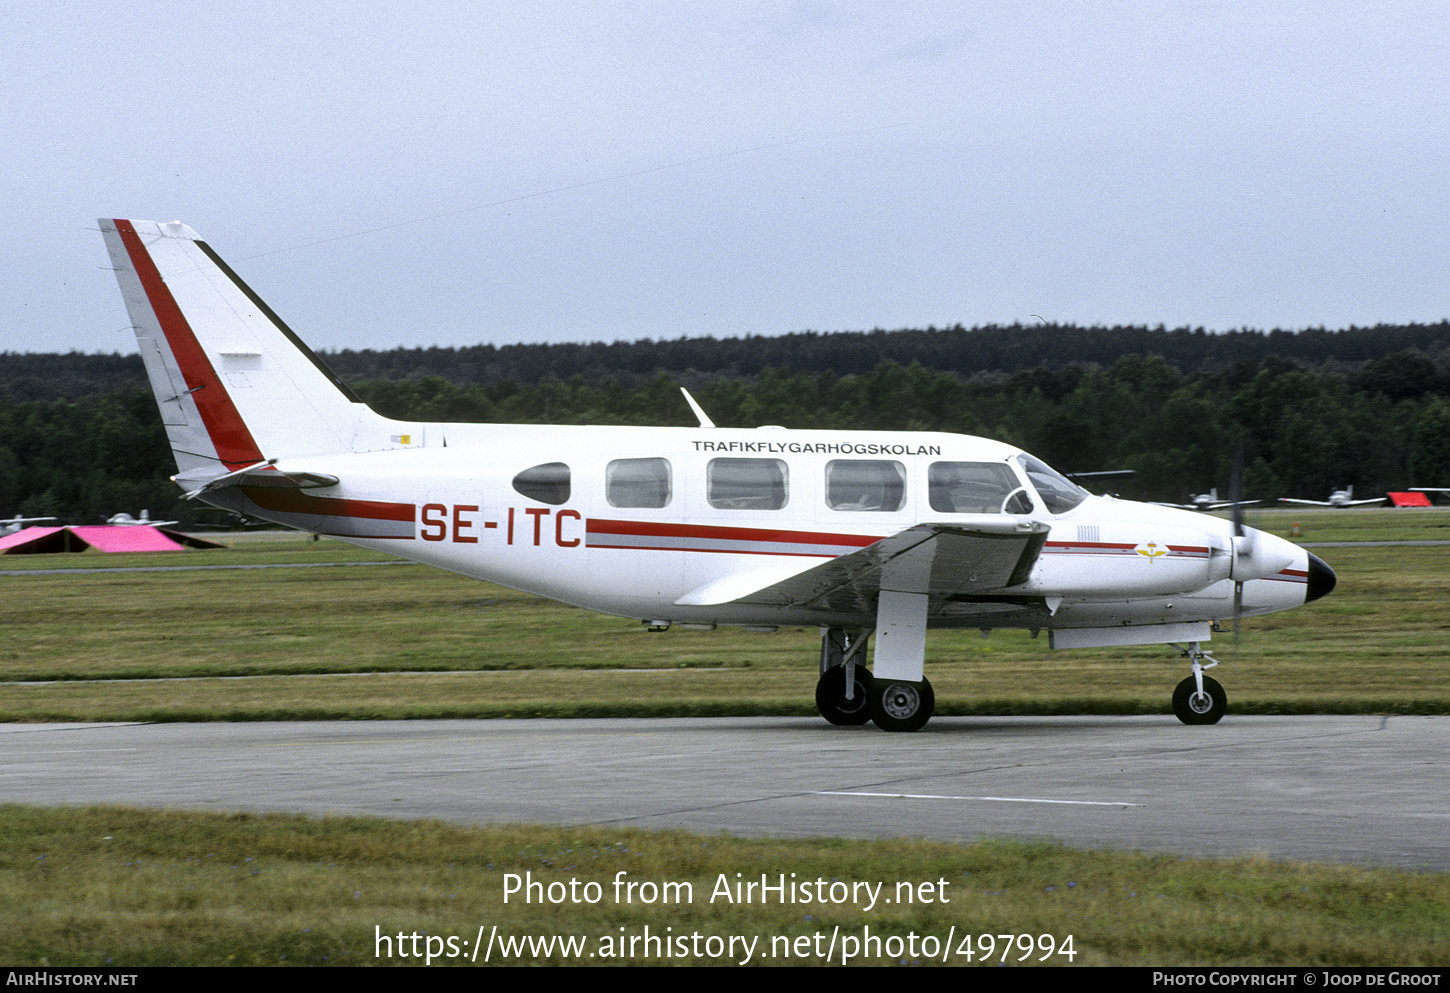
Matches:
[[676, 521, 1050, 618], [1277, 498, 1330, 506]]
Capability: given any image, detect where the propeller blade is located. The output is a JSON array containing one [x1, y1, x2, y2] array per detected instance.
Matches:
[[1229, 439, 1246, 646], [1233, 580, 1242, 646], [1229, 441, 1246, 538]]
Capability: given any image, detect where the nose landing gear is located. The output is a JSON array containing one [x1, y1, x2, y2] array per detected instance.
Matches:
[[1170, 642, 1227, 725]]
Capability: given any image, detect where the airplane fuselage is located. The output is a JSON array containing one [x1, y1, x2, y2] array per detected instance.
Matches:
[[206, 423, 1315, 635]]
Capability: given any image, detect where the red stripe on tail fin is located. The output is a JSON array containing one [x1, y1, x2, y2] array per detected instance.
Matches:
[[111, 219, 265, 470]]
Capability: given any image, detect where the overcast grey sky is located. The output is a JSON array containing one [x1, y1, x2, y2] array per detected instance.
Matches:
[[6, 0, 1448, 355]]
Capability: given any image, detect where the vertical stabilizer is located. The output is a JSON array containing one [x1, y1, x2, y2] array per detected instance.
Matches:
[[99, 219, 399, 491]]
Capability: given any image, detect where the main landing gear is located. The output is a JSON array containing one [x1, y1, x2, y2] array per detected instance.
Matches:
[[815, 627, 936, 731], [1171, 642, 1227, 725], [815, 627, 873, 725], [815, 664, 872, 725], [870, 676, 936, 733]]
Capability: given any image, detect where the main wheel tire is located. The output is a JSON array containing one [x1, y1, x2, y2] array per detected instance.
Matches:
[[815, 665, 873, 726], [870, 677, 935, 732], [1172, 675, 1226, 725]]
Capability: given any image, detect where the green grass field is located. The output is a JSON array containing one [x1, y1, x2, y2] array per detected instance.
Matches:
[[2, 507, 1446, 966], [1, 508, 1446, 722], [3, 806, 1447, 967]]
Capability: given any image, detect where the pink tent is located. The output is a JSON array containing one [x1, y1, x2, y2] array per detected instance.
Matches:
[[0, 525, 224, 554]]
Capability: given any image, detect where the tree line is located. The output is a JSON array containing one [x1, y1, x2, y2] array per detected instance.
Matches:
[[6, 320, 1449, 403], [346, 353, 1450, 503], [3, 334, 1446, 528]]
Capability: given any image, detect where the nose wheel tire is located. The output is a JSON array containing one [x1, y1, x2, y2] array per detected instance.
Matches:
[[870, 677, 935, 732], [815, 665, 874, 726], [1172, 674, 1226, 725]]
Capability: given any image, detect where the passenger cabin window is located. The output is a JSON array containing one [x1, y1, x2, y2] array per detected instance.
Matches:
[[824, 460, 906, 512], [928, 462, 1032, 514], [707, 458, 788, 510], [606, 457, 672, 508], [512, 462, 571, 505]]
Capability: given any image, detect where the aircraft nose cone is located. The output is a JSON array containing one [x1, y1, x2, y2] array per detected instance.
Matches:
[[1305, 552, 1336, 602]]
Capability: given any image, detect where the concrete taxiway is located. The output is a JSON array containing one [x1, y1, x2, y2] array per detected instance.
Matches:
[[3, 715, 1445, 870]]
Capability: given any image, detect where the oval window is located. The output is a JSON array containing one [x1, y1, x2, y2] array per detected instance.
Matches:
[[512, 462, 571, 505]]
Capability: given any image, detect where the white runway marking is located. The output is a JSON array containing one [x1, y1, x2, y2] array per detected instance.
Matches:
[[819, 791, 1143, 807]]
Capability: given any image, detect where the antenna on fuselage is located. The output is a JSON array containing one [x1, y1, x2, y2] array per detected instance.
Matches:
[[680, 388, 716, 429]]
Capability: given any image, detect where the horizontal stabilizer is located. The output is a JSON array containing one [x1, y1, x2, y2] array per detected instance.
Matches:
[[176, 461, 340, 499]]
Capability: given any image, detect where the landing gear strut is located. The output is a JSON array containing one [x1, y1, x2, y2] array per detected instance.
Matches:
[[815, 628, 872, 725], [1170, 642, 1227, 725]]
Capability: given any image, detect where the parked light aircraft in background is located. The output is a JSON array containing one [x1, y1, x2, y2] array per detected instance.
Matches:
[[99, 219, 1336, 730], [2, 515, 57, 536], [1152, 489, 1260, 512], [1279, 486, 1385, 508], [106, 509, 179, 526]]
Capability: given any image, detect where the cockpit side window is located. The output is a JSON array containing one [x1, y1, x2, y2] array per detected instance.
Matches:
[[512, 462, 571, 505], [824, 460, 906, 512], [1016, 454, 1088, 514], [707, 458, 788, 510], [928, 461, 1032, 514], [606, 457, 672, 508]]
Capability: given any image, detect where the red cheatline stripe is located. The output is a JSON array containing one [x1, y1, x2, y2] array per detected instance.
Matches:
[[1045, 540, 1138, 550], [241, 487, 416, 522], [112, 219, 263, 470], [1044, 541, 1211, 555], [586, 518, 878, 548]]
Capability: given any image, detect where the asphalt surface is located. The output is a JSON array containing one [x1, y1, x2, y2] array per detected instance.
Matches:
[[4, 715, 1445, 870]]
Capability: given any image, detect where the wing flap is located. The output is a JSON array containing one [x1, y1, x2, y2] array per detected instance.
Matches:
[[682, 521, 1050, 616]]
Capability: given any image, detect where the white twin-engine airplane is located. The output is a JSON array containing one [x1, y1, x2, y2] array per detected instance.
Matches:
[[1152, 488, 1260, 512], [1279, 486, 1385, 508], [99, 219, 1336, 731]]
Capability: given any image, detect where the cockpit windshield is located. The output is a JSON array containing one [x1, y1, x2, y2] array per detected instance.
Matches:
[[1016, 454, 1089, 514]]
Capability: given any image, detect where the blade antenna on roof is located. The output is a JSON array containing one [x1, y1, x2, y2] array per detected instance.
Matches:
[[681, 388, 716, 429]]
